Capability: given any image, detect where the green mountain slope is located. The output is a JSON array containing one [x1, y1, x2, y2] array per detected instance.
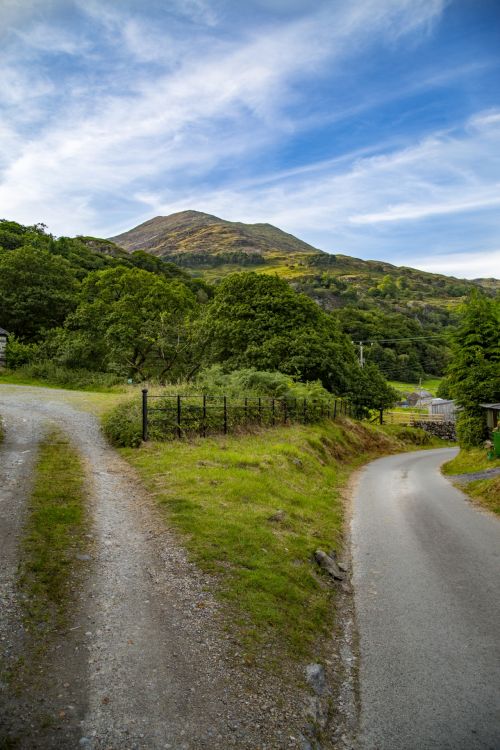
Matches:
[[109, 210, 498, 383]]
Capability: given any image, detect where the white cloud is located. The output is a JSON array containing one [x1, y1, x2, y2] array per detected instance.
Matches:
[[412, 249, 500, 279], [0, 0, 446, 233]]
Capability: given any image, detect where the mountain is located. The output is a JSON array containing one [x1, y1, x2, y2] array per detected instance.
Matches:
[[110, 210, 319, 260], [108, 210, 500, 383], [110, 210, 497, 302]]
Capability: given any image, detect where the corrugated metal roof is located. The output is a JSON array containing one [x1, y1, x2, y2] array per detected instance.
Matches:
[[0, 326, 9, 336], [480, 403, 500, 410]]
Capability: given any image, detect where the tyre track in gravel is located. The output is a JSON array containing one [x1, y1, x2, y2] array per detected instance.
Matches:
[[0, 385, 314, 750]]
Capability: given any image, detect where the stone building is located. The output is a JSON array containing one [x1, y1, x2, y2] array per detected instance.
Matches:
[[0, 327, 8, 368]]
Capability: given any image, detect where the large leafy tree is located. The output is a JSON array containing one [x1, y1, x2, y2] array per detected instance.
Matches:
[[0, 245, 78, 340], [445, 290, 500, 446], [200, 272, 358, 393], [60, 266, 197, 379]]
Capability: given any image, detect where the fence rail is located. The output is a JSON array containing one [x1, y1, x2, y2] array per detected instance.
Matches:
[[383, 410, 446, 426], [141, 390, 352, 441]]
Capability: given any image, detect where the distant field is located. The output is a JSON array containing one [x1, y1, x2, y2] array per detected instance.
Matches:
[[389, 378, 442, 395]]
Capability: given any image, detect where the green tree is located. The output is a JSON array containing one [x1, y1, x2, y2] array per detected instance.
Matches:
[[446, 290, 500, 446], [200, 272, 357, 393], [347, 363, 398, 418], [63, 266, 197, 379], [0, 245, 78, 340]]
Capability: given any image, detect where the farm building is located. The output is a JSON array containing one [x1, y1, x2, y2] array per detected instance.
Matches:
[[0, 327, 8, 368]]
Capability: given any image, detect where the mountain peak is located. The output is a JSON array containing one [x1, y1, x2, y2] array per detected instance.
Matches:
[[109, 211, 321, 257]]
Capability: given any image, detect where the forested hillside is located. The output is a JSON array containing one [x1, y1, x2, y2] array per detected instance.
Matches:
[[0, 219, 397, 416], [112, 211, 500, 382], [1, 216, 497, 389]]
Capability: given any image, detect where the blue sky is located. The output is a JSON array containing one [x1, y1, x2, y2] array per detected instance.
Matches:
[[1, 0, 499, 278]]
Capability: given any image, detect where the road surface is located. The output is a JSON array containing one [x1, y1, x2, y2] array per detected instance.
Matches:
[[352, 448, 500, 750]]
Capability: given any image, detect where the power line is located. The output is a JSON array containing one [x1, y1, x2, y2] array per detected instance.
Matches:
[[358, 334, 449, 344]]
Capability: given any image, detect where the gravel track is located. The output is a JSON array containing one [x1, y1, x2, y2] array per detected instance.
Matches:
[[0, 385, 321, 750]]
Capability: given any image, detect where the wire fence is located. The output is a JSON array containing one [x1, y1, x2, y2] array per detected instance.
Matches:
[[141, 390, 352, 441]]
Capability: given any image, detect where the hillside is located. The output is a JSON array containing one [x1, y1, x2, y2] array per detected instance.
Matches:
[[110, 210, 319, 261], [110, 211, 495, 303], [108, 211, 498, 383]]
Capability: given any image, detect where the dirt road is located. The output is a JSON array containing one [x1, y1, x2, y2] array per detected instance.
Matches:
[[0, 385, 312, 749]]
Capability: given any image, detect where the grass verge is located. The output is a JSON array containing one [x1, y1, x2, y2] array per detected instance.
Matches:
[[442, 447, 500, 475], [18, 429, 88, 632], [0, 364, 125, 392], [466, 476, 500, 515], [442, 447, 500, 515], [120, 418, 447, 662]]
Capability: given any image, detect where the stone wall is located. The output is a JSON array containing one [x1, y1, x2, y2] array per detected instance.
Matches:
[[412, 420, 456, 441]]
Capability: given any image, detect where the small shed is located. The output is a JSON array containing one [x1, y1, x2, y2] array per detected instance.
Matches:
[[0, 327, 8, 368], [480, 403, 500, 432], [429, 398, 456, 420]]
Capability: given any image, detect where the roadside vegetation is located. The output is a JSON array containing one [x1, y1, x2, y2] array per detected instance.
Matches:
[[443, 448, 500, 515], [18, 429, 88, 633], [119, 417, 448, 662]]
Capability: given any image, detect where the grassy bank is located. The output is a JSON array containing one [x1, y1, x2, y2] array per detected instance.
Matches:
[[121, 419, 444, 662], [19, 429, 89, 631], [443, 448, 500, 515], [0, 364, 126, 392], [389, 377, 442, 395]]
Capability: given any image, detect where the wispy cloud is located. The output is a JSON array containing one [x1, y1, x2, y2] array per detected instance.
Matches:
[[2, 0, 498, 279], [0, 0, 446, 234]]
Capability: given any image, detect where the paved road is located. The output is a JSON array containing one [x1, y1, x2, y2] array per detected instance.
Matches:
[[352, 448, 500, 750]]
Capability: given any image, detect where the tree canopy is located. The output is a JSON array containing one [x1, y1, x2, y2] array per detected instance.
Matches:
[[200, 272, 358, 393], [444, 290, 500, 446]]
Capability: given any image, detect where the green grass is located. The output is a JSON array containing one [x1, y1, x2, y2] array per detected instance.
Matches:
[[121, 418, 430, 662], [442, 447, 500, 516], [389, 378, 442, 395], [467, 476, 500, 515], [18, 429, 88, 630], [442, 447, 500, 475], [0, 364, 126, 392]]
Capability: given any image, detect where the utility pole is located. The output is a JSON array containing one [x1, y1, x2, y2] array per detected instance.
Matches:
[[352, 341, 365, 367]]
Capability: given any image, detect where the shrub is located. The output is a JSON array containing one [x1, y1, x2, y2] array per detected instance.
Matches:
[[4, 361, 123, 391], [6, 335, 39, 367], [102, 400, 143, 447], [456, 413, 487, 448]]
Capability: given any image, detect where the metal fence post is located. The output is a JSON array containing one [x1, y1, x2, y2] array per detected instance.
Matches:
[[258, 397, 262, 424], [176, 394, 181, 438], [202, 394, 207, 436], [303, 398, 307, 423], [283, 399, 288, 424], [142, 388, 148, 441], [223, 395, 228, 434], [271, 398, 275, 426]]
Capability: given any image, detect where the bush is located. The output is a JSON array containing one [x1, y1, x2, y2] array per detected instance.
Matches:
[[4, 361, 123, 391], [195, 366, 334, 402], [6, 335, 39, 367], [102, 400, 143, 447], [456, 413, 487, 448]]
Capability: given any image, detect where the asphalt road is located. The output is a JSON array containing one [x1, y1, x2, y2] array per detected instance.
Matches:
[[352, 448, 500, 750]]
